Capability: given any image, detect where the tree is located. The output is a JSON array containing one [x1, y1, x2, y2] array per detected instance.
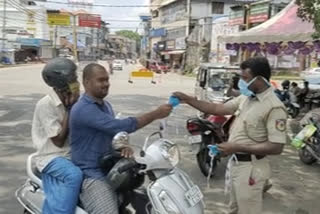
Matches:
[[115, 30, 141, 41], [296, 0, 320, 38]]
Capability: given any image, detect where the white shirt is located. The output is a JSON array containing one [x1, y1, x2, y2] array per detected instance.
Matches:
[[32, 90, 70, 172]]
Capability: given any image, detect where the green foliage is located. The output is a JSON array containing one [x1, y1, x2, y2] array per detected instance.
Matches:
[[296, 0, 320, 39], [115, 30, 141, 41]]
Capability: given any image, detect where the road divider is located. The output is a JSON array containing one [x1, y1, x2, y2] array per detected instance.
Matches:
[[128, 68, 156, 84]]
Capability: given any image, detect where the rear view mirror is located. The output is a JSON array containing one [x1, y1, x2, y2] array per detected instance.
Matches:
[[311, 113, 320, 123], [199, 69, 207, 88], [200, 81, 206, 88], [112, 132, 129, 148]]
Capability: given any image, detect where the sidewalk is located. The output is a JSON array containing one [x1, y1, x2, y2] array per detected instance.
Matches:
[[0, 62, 44, 69]]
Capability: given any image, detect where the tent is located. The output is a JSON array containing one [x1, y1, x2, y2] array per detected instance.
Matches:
[[218, 1, 314, 44]]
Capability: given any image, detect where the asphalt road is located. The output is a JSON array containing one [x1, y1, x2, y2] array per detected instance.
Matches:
[[0, 62, 320, 214]]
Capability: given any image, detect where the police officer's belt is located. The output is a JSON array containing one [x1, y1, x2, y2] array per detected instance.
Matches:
[[235, 154, 265, 162]]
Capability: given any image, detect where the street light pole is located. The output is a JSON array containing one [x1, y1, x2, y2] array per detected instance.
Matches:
[[186, 0, 191, 36], [244, 4, 250, 61], [2, 0, 7, 50], [53, 25, 57, 57]]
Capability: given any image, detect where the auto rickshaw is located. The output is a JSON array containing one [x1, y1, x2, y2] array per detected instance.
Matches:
[[194, 63, 239, 103]]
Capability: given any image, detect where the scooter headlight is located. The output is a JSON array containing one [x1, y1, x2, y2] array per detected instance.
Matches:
[[160, 140, 180, 167]]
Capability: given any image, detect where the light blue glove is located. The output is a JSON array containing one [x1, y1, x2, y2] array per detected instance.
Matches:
[[208, 145, 220, 156], [168, 96, 180, 108]]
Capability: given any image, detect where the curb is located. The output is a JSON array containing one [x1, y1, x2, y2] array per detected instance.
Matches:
[[0, 63, 45, 69]]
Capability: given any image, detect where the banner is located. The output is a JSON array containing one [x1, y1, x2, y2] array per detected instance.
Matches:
[[79, 14, 101, 28], [249, 2, 270, 24], [47, 13, 70, 26], [229, 8, 245, 26]]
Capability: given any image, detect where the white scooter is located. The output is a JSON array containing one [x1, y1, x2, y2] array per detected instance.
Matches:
[[16, 128, 205, 214]]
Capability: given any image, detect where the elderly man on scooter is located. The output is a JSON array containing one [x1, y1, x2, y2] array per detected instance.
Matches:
[[32, 58, 83, 214], [69, 63, 172, 214]]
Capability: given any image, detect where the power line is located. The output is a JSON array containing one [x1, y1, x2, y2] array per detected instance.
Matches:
[[0, 15, 42, 23], [7, 0, 47, 19], [2, 15, 227, 30], [1, 9, 223, 29], [6, 0, 47, 21], [43, 0, 161, 8]]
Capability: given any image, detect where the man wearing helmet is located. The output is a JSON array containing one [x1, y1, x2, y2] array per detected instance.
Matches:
[[70, 63, 173, 214], [32, 58, 83, 214]]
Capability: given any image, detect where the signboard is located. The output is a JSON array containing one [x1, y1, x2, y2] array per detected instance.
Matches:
[[79, 14, 101, 28], [27, 12, 35, 24], [157, 41, 166, 51], [175, 37, 186, 50], [150, 28, 166, 38], [166, 40, 175, 50], [229, 8, 244, 26], [47, 13, 70, 26], [249, 2, 270, 24]]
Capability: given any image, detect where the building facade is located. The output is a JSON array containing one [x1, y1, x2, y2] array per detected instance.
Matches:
[[149, 0, 254, 69]]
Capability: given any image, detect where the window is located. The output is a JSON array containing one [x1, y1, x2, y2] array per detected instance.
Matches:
[[209, 74, 225, 90], [152, 10, 159, 18], [161, 1, 186, 24], [212, 2, 224, 14]]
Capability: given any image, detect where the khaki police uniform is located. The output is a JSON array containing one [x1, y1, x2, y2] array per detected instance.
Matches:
[[223, 87, 287, 214]]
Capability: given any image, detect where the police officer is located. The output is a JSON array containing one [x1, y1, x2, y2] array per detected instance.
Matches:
[[174, 57, 287, 214]]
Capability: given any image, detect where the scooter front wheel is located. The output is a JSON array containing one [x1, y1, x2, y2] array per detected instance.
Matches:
[[196, 147, 218, 177]]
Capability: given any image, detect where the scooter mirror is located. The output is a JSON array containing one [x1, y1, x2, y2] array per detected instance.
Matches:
[[141, 131, 163, 157], [115, 112, 122, 119], [112, 132, 129, 148]]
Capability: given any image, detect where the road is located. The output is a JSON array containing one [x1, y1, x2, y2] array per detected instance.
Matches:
[[0, 62, 320, 214]]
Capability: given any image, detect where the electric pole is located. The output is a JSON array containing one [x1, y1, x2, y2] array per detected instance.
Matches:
[[96, 27, 100, 60], [2, 0, 7, 50]]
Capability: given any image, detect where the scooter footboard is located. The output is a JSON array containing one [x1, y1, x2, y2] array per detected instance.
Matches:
[[147, 168, 205, 214], [15, 180, 87, 214], [16, 179, 44, 214]]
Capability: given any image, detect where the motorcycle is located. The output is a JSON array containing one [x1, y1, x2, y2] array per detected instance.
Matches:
[[296, 114, 320, 165], [16, 127, 205, 214], [186, 113, 232, 177], [275, 88, 300, 118]]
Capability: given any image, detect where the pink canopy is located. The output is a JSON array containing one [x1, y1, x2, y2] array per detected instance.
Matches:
[[219, 1, 314, 43]]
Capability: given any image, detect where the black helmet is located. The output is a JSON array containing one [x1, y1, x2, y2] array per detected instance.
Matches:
[[281, 80, 290, 89], [106, 158, 145, 192], [42, 58, 77, 91]]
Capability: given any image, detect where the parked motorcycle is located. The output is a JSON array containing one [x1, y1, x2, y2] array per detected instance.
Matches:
[[274, 80, 300, 118], [16, 128, 205, 214], [275, 87, 300, 118], [293, 113, 320, 165], [186, 114, 231, 177]]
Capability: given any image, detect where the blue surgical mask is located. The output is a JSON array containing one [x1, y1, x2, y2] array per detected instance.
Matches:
[[238, 78, 256, 97], [238, 76, 271, 97]]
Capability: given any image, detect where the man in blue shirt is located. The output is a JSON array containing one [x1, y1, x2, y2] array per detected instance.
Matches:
[[70, 63, 172, 214]]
